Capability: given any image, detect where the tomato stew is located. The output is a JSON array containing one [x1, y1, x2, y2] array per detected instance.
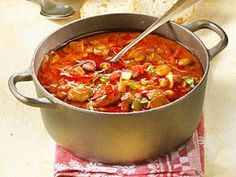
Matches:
[[38, 32, 203, 112]]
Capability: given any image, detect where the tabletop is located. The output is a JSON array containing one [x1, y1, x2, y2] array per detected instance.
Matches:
[[0, 0, 236, 176]]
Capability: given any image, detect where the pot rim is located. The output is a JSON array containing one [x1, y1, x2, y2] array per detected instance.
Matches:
[[30, 13, 210, 115]]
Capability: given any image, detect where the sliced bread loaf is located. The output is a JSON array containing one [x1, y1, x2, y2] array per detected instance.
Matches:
[[80, 0, 197, 23]]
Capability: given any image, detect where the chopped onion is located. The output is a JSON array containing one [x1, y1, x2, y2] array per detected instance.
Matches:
[[165, 72, 174, 88], [121, 71, 132, 80]]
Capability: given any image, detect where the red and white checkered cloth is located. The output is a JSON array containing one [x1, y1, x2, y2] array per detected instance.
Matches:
[[54, 117, 204, 177]]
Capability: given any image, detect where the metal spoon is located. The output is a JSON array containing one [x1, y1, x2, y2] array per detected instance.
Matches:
[[111, 0, 200, 62], [31, 0, 75, 19]]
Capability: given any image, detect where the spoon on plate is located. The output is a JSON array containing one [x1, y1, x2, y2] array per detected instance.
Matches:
[[30, 0, 75, 19], [110, 0, 200, 62]]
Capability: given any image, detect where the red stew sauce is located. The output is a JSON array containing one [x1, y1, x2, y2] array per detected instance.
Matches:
[[38, 32, 203, 112]]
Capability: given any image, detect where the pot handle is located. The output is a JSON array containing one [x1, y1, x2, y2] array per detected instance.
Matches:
[[185, 20, 228, 60], [8, 68, 55, 108]]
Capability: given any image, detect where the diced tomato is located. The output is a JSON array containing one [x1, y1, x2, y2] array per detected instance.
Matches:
[[173, 48, 182, 58], [81, 53, 104, 67], [56, 49, 66, 58], [109, 70, 122, 81], [65, 75, 93, 82], [111, 61, 124, 70], [141, 90, 149, 97], [132, 65, 144, 77], [112, 46, 122, 54]]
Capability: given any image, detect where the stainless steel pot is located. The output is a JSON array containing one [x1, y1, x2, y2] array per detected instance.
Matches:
[[8, 14, 228, 164]]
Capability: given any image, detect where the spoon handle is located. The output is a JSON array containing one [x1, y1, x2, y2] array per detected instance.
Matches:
[[111, 0, 200, 62]]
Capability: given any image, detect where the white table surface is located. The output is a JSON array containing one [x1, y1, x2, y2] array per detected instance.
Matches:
[[0, 0, 235, 176]]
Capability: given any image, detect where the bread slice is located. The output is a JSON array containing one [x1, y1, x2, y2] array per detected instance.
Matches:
[[132, 0, 195, 23], [80, 0, 133, 19], [80, 0, 196, 24]]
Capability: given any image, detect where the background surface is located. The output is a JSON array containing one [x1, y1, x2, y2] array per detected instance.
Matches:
[[0, 0, 235, 176]]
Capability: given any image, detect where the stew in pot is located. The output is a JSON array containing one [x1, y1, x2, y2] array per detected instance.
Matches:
[[38, 32, 203, 112]]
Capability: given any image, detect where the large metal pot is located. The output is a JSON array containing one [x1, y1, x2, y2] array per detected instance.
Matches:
[[8, 14, 228, 164]]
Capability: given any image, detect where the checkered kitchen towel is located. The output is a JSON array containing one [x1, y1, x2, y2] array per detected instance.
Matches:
[[54, 117, 204, 177]]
